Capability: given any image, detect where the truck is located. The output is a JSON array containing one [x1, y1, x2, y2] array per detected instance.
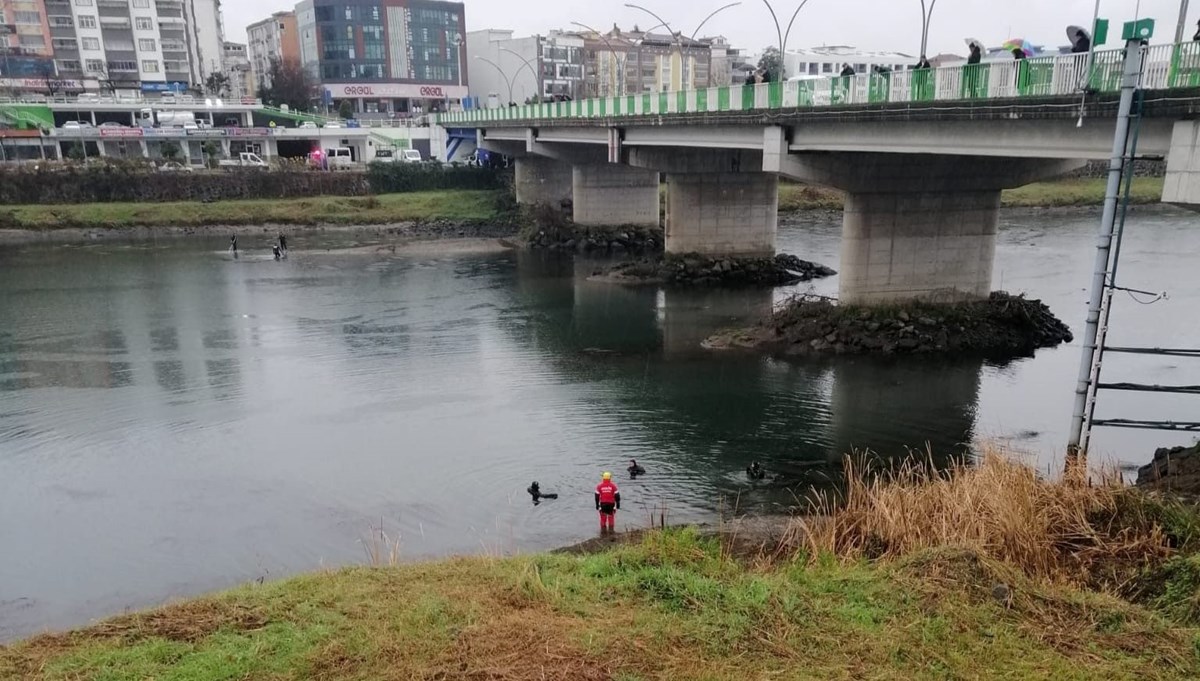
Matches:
[[139, 108, 197, 128], [218, 152, 268, 169]]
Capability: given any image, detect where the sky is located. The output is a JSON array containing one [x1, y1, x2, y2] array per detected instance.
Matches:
[[224, 0, 1198, 57]]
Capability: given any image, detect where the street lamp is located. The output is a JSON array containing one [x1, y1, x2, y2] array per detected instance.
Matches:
[[625, 3, 743, 89], [498, 47, 542, 102], [759, 0, 815, 81], [474, 55, 514, 104], [570, 21, 626, 97], [918, 0, 938, 58]]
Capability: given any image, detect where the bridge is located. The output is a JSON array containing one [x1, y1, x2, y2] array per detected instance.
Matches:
[[438, 40, 1200, 304]]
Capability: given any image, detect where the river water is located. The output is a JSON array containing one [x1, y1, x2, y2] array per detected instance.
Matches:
[[1, 207, 1198, 640]]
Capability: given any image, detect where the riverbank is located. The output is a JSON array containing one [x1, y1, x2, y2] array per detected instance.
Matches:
[[3, 453, 1198, 679], [0, 178, 1166, 241]]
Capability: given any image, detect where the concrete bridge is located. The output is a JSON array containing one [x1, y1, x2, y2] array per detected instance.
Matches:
[[439, 41, 1200, 304]]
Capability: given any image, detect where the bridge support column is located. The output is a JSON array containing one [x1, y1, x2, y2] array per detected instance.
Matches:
[[779, 153, 1081, 305], [514, 156, 572, 207], [572, 164, 660, 226], [840, 189, 1000, 304], [665, 172, 777, 257]]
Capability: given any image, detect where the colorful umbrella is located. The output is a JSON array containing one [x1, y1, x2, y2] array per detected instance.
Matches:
[[1002, 38, 1035, 57]]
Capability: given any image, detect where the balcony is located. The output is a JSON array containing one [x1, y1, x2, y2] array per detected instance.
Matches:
[[99, 17, 133, 30]]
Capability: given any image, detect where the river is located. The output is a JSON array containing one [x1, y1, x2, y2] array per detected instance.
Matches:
[[1, 206, 1197, 640]]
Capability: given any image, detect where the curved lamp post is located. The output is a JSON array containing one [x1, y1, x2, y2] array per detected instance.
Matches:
[[624, 3, 742, 89], [918, 0, 938, 58], [498, 47, 542, 102], [570, 21, 626, 96], [759, 0, 815, 81], [474, 55, 514, 104]]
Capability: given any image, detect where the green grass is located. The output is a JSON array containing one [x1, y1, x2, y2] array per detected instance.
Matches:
[[776, 177, 1167, 212], [0, 191, 505, 231], [2, 529, 1195, 680]]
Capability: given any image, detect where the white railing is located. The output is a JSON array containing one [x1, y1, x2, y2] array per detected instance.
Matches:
[[437, 40, 1200, 126]]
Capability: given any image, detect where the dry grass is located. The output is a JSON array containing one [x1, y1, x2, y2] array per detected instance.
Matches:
[[790, 447, 1173, 589]]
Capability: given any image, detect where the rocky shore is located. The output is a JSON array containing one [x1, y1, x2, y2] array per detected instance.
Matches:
[[525, 225, 663, 253], [705, 291, 1074, 357], [594, 253, 837, 287], [1137, 444, 1200, 496]]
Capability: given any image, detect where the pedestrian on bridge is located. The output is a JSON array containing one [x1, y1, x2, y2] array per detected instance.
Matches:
[[1194, 19, 1200, 42], [839, 63, 856, 78]]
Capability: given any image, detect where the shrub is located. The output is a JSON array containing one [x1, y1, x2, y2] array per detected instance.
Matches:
[[365, 161, 508, 194]]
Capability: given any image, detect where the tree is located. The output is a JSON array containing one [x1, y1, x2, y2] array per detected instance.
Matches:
[[34, 60, 65, 97], [757, 46, 783, 82], [160, 142, 181, 162], [201, 141, 222, 169], [66, 143, 85, 161], [258, 57, 318, 112], [337, 99, 354, 120], [204, 72, 230, 97]]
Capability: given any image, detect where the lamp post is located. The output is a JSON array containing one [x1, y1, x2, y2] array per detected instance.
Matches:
[[918, 0, 938, 58], [474, 55, 514, 104], [570, 21, 626, 97], [1175, 0, 1192, 44], [450, 31, 464, 110], [758, 0, 815, 81], [625, 3, 742, 89], [498, 47, 542, 102]]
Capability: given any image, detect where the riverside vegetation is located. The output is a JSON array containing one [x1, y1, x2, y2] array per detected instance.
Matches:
[[0, 175, 1166, 233], [3, 449, 1200, 680]]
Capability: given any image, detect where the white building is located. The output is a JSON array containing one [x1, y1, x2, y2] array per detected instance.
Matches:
[[466, 29, 584, 104], [33, 0, 222, 94], [222, 41, 253, 99], [780, 46, 916, 79], [246, 11, 299, 90]]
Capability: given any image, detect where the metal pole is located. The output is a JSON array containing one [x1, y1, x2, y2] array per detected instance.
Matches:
[[1067, 39, 1146, 458], [474, 56, 514, 104], [1176, 0, 1192, 44], [499, 47, 541, 101], [919, 0, 938, 57]]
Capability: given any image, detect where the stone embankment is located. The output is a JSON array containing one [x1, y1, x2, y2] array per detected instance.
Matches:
[[1137, 444, 1200, 496], [705, 292, 1074, 357], [595, 253, 837, 287]]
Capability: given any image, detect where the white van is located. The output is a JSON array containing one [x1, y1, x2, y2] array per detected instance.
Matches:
[[325, 147, 354, 169]]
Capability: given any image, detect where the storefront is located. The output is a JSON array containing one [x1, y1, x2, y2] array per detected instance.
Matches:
[[322, 82, 467, 116]]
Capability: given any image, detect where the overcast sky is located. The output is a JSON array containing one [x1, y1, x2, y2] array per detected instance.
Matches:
[[225, 0, 1197, 57]]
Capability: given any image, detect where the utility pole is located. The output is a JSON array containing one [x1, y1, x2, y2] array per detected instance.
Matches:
[[1067, 36, 1146, 459], [1175, 0, 1192, 44]]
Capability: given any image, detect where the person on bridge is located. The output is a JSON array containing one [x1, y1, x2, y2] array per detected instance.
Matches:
[[839, 63, 856, 78], [967, 44, 982, 65], [913, 55, 932, 70], [1194, 20, 1200, 42], [1072, 30, 1091, 54], [595, 472, 620, 533], [1011, 47, 1026, 61]]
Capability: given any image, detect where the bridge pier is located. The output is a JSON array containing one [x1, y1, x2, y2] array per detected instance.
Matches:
[[779, 153, 1080, 304], [514, 157, 572, 207], [665, 172, 778, 257], [572, 165, 660, 227]]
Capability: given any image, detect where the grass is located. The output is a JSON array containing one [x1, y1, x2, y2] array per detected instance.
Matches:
[[0, 191, 505, 231], [776, 177, 1167, 212], [0, 177, 1166, 233], [3, 524, 1198, 679]]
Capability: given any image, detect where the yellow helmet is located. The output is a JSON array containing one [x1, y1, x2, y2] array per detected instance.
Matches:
[[602, 472, 612, 481]]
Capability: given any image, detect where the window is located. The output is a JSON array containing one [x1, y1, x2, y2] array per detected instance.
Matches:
[[58, 60, 82, 72], [107, 60, 137, 72], [135, 17, 153, 30], [81, 37, 100, 50], [85, 59, 105, 72], [14, 10, 41, 24], [52, 17, 74, 27], [77, 15, 96, 28], [821, 63, 832, 73], [138, 39, 156, 51], [52, 39, 78, 51], [75, 0, 92, 5], [19, 35, 45, 48], [142, 60, 159, 73], [132, 0, 150, 6]]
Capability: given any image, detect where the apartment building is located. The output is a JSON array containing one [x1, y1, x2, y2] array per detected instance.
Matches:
[[246, 10, 298, 89], [222, 40, 251, 99]]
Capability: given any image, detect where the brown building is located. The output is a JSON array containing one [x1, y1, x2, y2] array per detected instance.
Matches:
[[1, 0, 53, 59], [246, 10, 300, 90], [572, 25, 713, 97]]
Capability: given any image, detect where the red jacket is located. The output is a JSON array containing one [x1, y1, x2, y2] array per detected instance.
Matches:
[[595, 480, 620, 508]]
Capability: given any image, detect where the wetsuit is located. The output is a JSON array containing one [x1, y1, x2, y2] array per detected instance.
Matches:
[[595, 479, 620, 531]]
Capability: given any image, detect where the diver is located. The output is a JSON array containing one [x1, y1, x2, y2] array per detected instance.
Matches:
[[627, 459, 646, 478], [527, 481, 558, 506]]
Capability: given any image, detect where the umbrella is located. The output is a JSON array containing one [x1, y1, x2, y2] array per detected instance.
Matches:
[[1002, 38, 1035, 57], [964, 37, 984, 52], [1066, 25, 1091, 44]]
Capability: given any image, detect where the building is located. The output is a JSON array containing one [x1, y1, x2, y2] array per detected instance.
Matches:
[[1, 0, 57, 88], [295, 0, 468, 117], [1, 0, 229, 95], [781, 46, 915, 79], [569, 25, 713, 97], [222, 40, 252, 99], [699, 35, 741, 87], [246, 10, 299, 90], [465, 29, 583, 105]]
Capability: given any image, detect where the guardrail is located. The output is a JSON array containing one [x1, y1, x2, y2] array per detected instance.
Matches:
[[0, 95, 265, 107], [437, 42, 1200, 126]]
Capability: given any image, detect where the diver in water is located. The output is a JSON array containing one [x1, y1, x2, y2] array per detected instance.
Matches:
[[527, 481, 558, 505], [627, 459, 646, 478], [229, 234, 238, 254], [278, 233, 288, 253], [272, 245, 282, 261], [746, 461, 767, 480]]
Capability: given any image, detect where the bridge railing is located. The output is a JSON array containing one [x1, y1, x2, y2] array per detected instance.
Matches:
[[438, 41, 1200, 127]]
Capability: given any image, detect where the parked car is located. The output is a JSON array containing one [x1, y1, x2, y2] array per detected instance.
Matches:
[[218, 152, 269, 169], [62, 120, 92, 129], [401, 149, 423, 163], [322, 121, 343, 129], [157, 162, 194, 173], [98, 121, 128, 129], [298, 121, 318, 129]]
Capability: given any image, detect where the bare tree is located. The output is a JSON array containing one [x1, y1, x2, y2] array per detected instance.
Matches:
[[33, 60, 65, 97]]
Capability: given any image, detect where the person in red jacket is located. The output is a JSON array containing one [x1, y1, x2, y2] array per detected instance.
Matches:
[[595, 472, 620, 532]]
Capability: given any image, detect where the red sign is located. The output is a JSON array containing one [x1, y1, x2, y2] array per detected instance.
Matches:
[[0, 129, 43, 138], [419, 86, 446, 97]]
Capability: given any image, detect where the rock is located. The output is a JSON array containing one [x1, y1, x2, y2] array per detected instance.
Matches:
[[866, 322, 881, 332], [897, 338, 920, 350], [1137, 444, 1200, 494], [991, 583, 1013, 608], [825, 333, 839, 343], [898, 311, 911, 322], [918, 316, 937, 326]]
